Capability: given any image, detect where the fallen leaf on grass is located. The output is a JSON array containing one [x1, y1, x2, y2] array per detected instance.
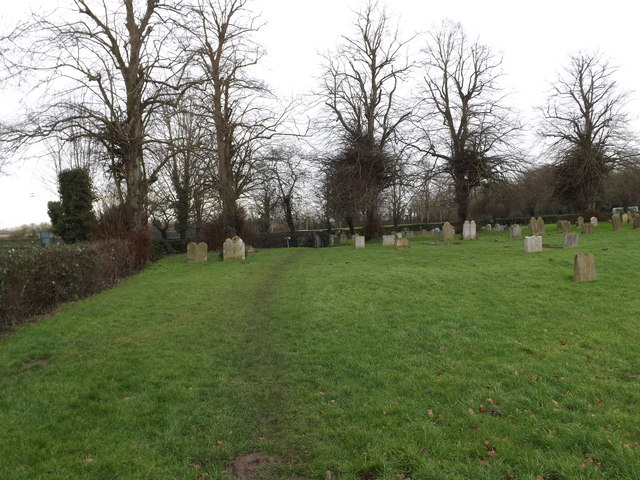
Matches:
[[216, 440, 225, 445], [427, 409, 434, 416]]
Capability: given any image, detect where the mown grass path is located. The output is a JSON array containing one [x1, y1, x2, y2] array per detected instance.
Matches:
[[1, 227, 639, 479]]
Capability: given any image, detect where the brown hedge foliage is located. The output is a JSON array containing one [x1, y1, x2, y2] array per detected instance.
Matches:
[[0, 239, 143, 330]]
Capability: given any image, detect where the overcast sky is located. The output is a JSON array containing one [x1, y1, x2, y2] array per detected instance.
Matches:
[[1, 0, 638, 228]]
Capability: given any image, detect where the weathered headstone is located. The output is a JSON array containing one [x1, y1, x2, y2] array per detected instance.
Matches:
[[576, 216, 584, 228], [557, 220, 571, 234], [442, 222, 455, 242], [634, 216, 640, 229], [223, 236, 245, 261], [494, 223, 502, 231], [622, 213, 629, 223], [590, 216, 598, 227], [470, 220, 477, 240], [382, 234, 395, 246], [529, 217, 538, 235], [187, 241, 208, 263], [405, 231, 415, 238], [462, 220, 473, 240], [536, 217, 545, 235], [563, 232, 579, 249], [354, 235, 365, 249], [395, 237, 410, 249], [523, 235, 542, 253], [582, 223, 594, 235], [396, 232, 403, 238], [485, 224, 492, 231], [573, 253, 596, 282], [509, 224, 522, 238], [612, 213, 622, 231]]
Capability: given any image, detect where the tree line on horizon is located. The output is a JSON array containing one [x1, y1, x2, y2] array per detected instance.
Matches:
[[0, 0, 638, 250]]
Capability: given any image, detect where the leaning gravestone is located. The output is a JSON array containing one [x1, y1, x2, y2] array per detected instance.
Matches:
[[382, 234, 395, 246], [354, 235, 365, 249], [510, 224, 522, 238], [576, 216, 584, 228], [395, 237, 410, 249], [442, 222, 455, 242], [187, 242, 208, 263], [634, 216, 640, 229], [223, 236, 245, 261], [582, 223, 594, 235], [563, 232, 579, 249], [590, 216, 598, 227], [573, 253, 596, 282], [524, 235, 542, 253], [612, 213, 622, 231]]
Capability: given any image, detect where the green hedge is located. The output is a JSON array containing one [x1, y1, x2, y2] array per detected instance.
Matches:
[[0, 239, 141, 329]]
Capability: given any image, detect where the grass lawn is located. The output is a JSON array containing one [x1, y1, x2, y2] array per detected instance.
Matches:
[[1, 223, 639, 479]]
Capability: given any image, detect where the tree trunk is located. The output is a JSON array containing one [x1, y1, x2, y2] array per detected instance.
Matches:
[[454, 175, 471, 224]]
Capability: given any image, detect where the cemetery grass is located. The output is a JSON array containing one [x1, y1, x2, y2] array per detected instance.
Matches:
[[0, 225, 639, 479]]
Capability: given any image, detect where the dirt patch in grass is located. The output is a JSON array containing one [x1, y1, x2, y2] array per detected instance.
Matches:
[[228, 452, 274, 479]]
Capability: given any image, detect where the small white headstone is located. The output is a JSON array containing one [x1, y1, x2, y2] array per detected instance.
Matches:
[[354, 235, 365, 249], [382, 235, 395, 246], [524, 235, 542, 253]]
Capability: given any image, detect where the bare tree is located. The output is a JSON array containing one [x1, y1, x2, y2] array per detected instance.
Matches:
[[539, 52, 636, 214], [319, 1, 413, 238], [417, 21, 520, 224], [0, 0, 190, 236], [184, 0, 288, 238]]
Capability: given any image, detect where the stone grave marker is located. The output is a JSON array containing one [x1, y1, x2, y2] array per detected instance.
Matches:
[[634, 216, 640, 229], [462, 220, 473, 240], [582, 223, 594, 235], [563, 232, 579, 249], [576, 216, 584, 228], [420, 229, 429, 236], [382, 234, 395, 246], [329, 234, 336, 246], [485, 224, 492, 231], [509, 224, 522, 238], [187, 242, 208, 263], [524, 235, 542, 253], [405, 231, 415, 238], [223, 236, 245, 261], [354, 235, 365, 249], [470, 220, 477, 239], [612, 213, 622, 231], [442, 222, 455, 242], [529, 217, 538, 235], [573, 253, 596, 282], [622, 213, 629, 223], [590, 216, 598, 227], [557, 220, 571, 234], [536, 217, 545, 235], [395, 237, 410, 249]]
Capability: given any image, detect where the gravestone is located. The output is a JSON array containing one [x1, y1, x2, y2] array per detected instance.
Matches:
[[590, 216, 598, 227], [485, 224, 492, 231], [395, 237, 410, 249], [469, 220, 477, 240], [563, 232, 579, 249], [223, 236, 245, 261], [509, 224, 522, 238], [529, 217, 538, 235], [405, 231, 415, 238], [523, 235, 542, 253], [187, 242, 208, 263], [462, 220, 473, 240], [634, 216, 640, 229], [315, 234, 322, 248], [576, 216, 584, 228], [329, 234, 336, 246], [557, 220, 571, 234], [354, 235, 365, 249], [494, 223, 502, 231], [536, 217, 545, 235], [582, 223, 594, 235], [382, 234, 395, 246], [611, 213, 622, 231], [442, 222, 455, 242], [420, 229, 429, 236], [622, 213, 629, 223], [396, 232, 403, 238], [432, 227, 441, 235], [573, 253, 596, 282]]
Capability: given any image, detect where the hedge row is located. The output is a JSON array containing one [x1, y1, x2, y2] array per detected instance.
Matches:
[[0, 239, 142, 330]]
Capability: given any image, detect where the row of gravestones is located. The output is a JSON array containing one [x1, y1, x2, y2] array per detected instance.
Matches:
[[186, 236, 246, 263], [523, 234, 595, 282], [612, 212, 640, 230]]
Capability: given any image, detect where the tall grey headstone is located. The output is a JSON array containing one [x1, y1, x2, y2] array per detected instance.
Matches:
[[612, 213, 622, 231], [223, 236, 245, 261], [573, 253, 596, 282], [536, 217, 545, 235], [442, 222, 455, 242], [469, 220, 477, 240], [524, 235, 542, 253], [557, 220, 571, 234], [462, 220, 471, 240]]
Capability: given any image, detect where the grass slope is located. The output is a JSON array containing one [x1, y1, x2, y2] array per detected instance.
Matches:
[[1, 224, 639, 479]]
